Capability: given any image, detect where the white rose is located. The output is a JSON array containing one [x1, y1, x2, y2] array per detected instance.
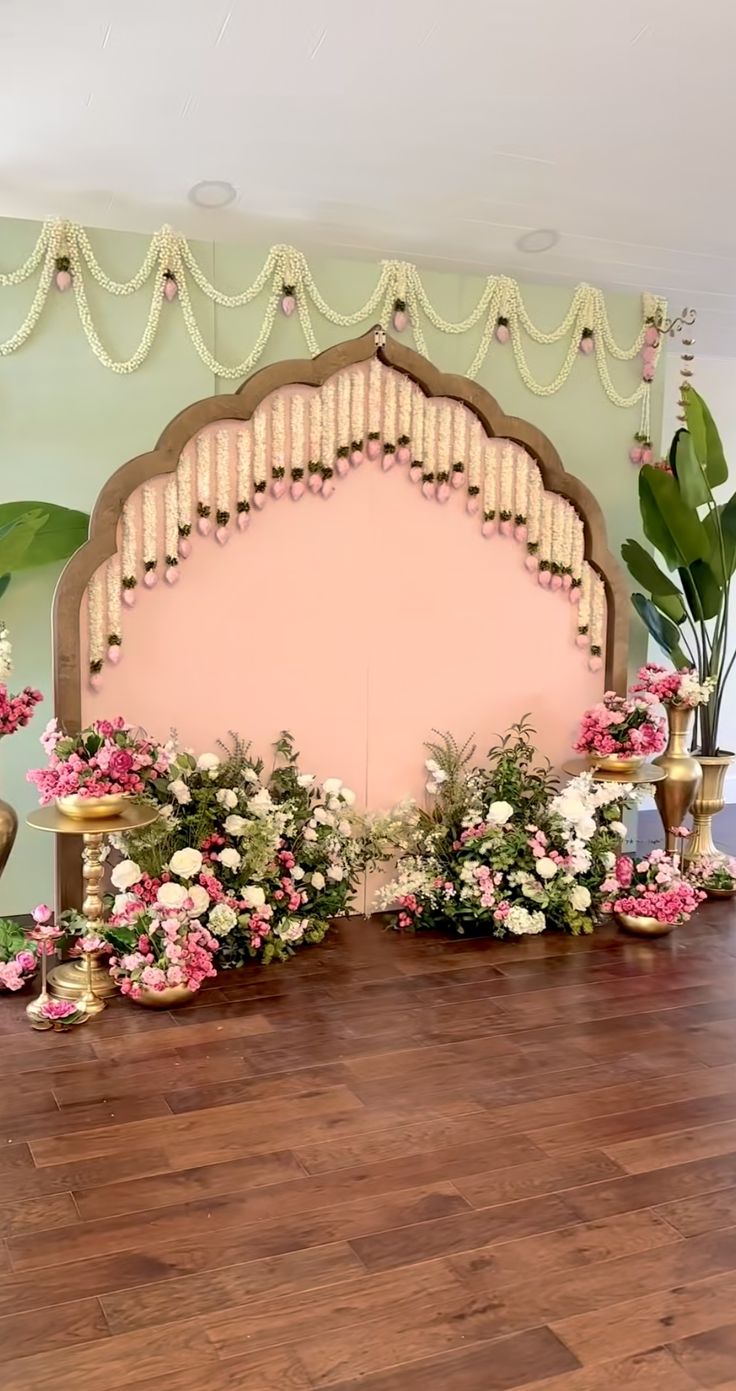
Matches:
[[187, 883, 210, 916], [242, 767, 259, 784], [169, 848, 204, 879], [216, 788, 238, 810], [168, 778, 191, 806], [111, 859, 142, 891], [327, 863, 344, 882], [571, 885, 592, 912], [241, 884, 266, 910], [157, 882, 188, 910], [487, 801, 514, 827], [536, 857, 558, 880], [602, 851, 616, 870], [291, 865, 305, 880], [303, 826, 318, 841], [249, 788, 273, 817], [208, 903, 238, 936], [197, 753, 220, 777], [340, 787, 356, 806], [224, 814, 248, 837], [609, 821, 627, 839], [297, 773, 315, 788], [328, 797, 342, 812], [338, 819, 352, 837], [113, 891, 136, 914], [323, 777, 343, 795], [218, 847, 241, 871], [311, 871, 326, 891], [313, 807, 333, 826], [278, 918, 305, 942]]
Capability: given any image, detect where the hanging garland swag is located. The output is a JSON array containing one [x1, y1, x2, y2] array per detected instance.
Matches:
[[0, 220, 666, 452]]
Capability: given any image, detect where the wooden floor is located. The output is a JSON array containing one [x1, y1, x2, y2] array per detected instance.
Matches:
[[3, 911, 736, 1390]]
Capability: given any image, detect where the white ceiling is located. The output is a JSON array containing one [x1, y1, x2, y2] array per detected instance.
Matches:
[[2, 0, 735, 352]]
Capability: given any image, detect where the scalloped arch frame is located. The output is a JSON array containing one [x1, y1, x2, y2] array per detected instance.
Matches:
[[53, 329, 628, 906]]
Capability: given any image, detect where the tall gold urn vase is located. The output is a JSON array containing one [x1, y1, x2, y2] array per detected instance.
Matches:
[[0, 792, 18, 882], [685, 753, 734, 862], [653, 707, 702, 852]]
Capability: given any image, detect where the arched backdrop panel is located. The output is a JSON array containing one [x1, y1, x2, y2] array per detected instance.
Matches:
[[54, 330, 628, 908]]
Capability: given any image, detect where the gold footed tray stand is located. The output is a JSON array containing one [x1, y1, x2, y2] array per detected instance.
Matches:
[[561, 758, 667, 789], [27, 802, 158, 1013]]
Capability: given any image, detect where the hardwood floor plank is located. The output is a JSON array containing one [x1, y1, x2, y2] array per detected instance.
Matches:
[[320, 1326, 579, 1390], [0, 1295, 109, 1361], [0, 1191, 78, 1239], [513, 1347, 699, 1390], [564, 1154, 736, 1223], [656, 1184, 736, 1238], [1, 1317, 218, 1391], [605, 1120, 736, 1173], [669, 1321, 736, 1387]]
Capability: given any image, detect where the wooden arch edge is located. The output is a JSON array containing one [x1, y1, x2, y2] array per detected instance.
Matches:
[[54, 325, 628, 728]]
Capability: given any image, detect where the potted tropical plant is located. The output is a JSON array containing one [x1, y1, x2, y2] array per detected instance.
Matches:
[[622, 386, 736, 858]]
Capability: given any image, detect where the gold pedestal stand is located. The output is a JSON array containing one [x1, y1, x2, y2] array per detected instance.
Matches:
[[561, 758, 666, 791], [27, 802, 159, 1013]]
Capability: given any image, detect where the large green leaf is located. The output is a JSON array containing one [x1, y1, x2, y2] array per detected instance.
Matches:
[[0, 576, 9, 601], [679, 561, 722, 622], [638, 466, 709, 569], [621, 538, 686, 623], [684, 387, 728, 487], [704, 505, 736, 583], [631, 592, 688, 668], [0, 511, 49, 574], [0, 502, 88, 572], [670, 428, 710, 509]]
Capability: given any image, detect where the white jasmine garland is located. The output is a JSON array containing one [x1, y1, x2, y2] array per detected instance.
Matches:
[[411, 387, 425, 465], [271, 395, 286, 475], [253, 407, 267, 491], [398, 374, 413, 446], [235, 427, 253, 510], [87, 570, 106, 675], [349, 368, 366, 446], [483, 440, 498, 518], [452, 402, 467, 475], [368, 358, 382, 440], [121, 497, 138, 588], [321, 379, 336, 470], [527, 465, 542, 549], [164, 477, 178, 565], [589, 574, 605, 658], [216, 427, 231, 519], [290, 395, 306, 477], [195, 433, 212, 512], [571, 512, 585, 585], [514, 447, 530, 523], [499, 442, 514, 517], [337, 371, 351, 451], [177, 447, 193, 535], [105, 555, 122, 653], [141, 482, 159, 575]]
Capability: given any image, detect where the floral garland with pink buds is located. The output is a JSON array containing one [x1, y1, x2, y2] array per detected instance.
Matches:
[[82, 362, 608, 689]]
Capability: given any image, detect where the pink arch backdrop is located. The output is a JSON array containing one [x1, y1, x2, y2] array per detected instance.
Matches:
[[54, 331, 628, 906]]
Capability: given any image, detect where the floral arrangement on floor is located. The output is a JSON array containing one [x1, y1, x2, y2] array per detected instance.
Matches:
[[27, 716, 171, 804], [104, 859, 219, 999], [574, 689, 666, 760], [631, 663, 715, 709], [375, 720, 638, 938], [686, 855, 736, 896], [116, 732, 378, 967], [0, 622, 42, 738], [0, 919, 36, 991], [602, 849, 705, 925]]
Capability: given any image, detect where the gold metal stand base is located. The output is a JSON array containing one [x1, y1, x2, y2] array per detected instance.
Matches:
[[48, 953, 112, 1013]]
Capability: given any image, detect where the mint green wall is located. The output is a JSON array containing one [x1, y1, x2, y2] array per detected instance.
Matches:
[[0, 217, 663, 912]]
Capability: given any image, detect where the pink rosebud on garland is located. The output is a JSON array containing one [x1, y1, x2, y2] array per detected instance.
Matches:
[[162, 270, 178, 301], [495, 316, 510, 344], [579, 327, 594, 355], [392, 299, 408, 333], [644, 320, 660, 348], [280, 284, 296, 317], [54, 255, 72, 292]]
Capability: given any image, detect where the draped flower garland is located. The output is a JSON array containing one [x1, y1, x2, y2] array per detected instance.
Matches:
[[0, 220, 665, 445], [84, 361, 607, 689]]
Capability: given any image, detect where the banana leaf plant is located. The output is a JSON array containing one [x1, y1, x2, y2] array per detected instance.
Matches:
[[622, 387, 736, 756], [0, 502, 89, 600]]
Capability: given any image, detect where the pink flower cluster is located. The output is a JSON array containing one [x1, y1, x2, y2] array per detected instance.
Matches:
[[631, 664, 712, 709], [602, 849, 705, 925], [28, 716, 171, 804], [396, 893, 423, 930], [0, 949, 36, 991], [574, 690, 666, 758], [0, 682, 42, 738], [109, 908, 218, 999]]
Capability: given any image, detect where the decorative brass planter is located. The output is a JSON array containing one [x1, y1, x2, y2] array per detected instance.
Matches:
[[56, 793, 128, 821], [684, 753, 734, 862], [653, 706, 702, 852], [589, 754, 645, 774], [617, 912, 675, 938], [0, 794, 18, 882], [133, 984, 196, 1009]]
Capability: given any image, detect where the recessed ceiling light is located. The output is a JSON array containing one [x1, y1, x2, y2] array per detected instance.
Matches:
[[188, 180, 237, 209], [515, 228, 559, 254]]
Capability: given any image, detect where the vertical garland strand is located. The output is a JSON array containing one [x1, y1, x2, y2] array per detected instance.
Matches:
[[106, 555, 122, 661], [236, 427, 253, 527]]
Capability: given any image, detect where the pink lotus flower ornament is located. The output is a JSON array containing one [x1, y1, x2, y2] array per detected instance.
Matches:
[[336, 456, 350, 477], [367, 438, 382, 461], [481, 519, 495, 538], [525, 553, 539, 572], [308, 473, 322, 494], [466, 496, 480, 515], [550, 573, 563, 590], [271, 479, 286, 499], [196, 516, 211, 536], [108, 645, 122, 664], [409, 465, 423, 484], [500, 518, 513, 537], [589, 655, 603, 672], [163, 276, 178, 301], [122, 589, 136, 608], [515, 523, 528, 541], [576, 632, 589, 648], [642, 363, 655, 382], [562, 572, 572, 590], [322, 478, 335, 499], [644, 324, 660, 347], [215, 526, 229, 544], [642, 344, 657, 366], [422, 481, 435, 500], [451, 469, 464, 489], [495, 320, 510, 344], [237, 510, 250, 530], [393, 307, 408, 332], [382, 453, 395, 472], [55, 269, 72, 292], [396, 445, 411, 466], [89, 671, 103, 691], [437, 482, 451, 503], [178, 536, 192, 558], [350, 448, 364, 467], [143, 569, 158, 588], [641, 445, 653, 465], [165, 566, 179, 584], [579, 332, 594, 355], [281, 292, 296, 317], [538, 569, 552, 587], [569, 586, 581, 604], [253, 492, 266, 510], [290, 481, 305, 501], [629, 444, 643, 465]]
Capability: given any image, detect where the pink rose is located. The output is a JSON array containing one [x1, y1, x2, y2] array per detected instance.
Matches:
[[108, 748, 134, 779]]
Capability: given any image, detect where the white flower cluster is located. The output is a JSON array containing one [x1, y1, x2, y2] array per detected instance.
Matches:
[[550, 772, 634, 844], [0, 621, 12, 679], [678, 672, 716, 708]]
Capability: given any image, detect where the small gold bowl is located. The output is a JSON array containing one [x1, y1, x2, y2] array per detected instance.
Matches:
[[589, 755, 645, 775], [132, 985, 196, 1009], [56, 794, 128, 821], [617, 912, 674, 938]]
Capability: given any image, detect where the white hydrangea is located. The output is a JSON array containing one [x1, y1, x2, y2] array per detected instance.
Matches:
[[196, 752, 221, 777], [506, 905, 546, 936], [248, 787, 273, 817], [216, 788, 238, 810], [209, 903, 238, 936], [168, 778, 191, 806]]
